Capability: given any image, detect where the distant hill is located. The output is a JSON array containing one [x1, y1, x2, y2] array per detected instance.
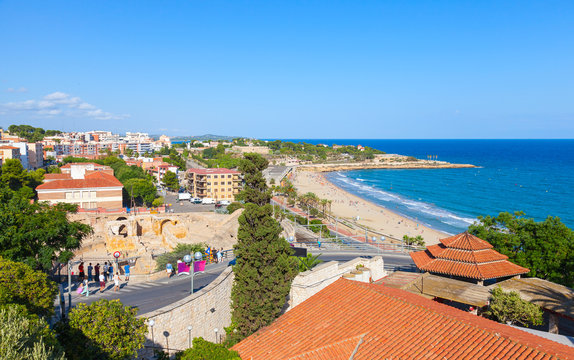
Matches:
[[170, 134, 241, 142]]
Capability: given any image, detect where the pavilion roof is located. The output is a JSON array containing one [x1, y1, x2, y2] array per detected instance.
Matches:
[[410, 232, 529, 281]]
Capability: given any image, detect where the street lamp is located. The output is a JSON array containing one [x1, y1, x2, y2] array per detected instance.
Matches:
[[187, 325, 193, 348], [214, 328, 219, 344], [148, 319, 155, 349], [183, 251, 203, 294]]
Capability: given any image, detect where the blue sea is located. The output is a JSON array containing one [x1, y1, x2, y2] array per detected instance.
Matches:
[[280, 139, 574, 234]]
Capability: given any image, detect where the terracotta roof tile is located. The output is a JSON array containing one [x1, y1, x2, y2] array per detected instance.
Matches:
[[233, 279, 573, 360], [411, 232, 529, 280], [186, 168, 240, 175], [440, 231, 493, 250], [36, 171, 122, 190]]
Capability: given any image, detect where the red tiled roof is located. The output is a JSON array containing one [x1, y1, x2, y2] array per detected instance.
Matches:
[[440, 231, 493, 250], [60, 162, 107, 169], [186, 168, 240, 175], [233, 279, 574, 360], [43, 173, 72, 180], [0, 146, 19, 149], [411, 232, 529, 280], [36, 171, 122, 190]]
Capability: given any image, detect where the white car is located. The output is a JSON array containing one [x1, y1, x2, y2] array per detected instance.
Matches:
[[201, 198, 215, 205], [218, 200, 231, 206]]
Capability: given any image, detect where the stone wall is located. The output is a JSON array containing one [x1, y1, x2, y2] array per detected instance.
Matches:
[[287, 256, 386, 312], [139, 267, 234, 357]]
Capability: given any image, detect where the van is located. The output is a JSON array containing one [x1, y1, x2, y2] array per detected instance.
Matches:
[[201, 198, 215, 205]]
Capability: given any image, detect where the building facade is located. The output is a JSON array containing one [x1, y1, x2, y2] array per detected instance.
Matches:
[[185, 168, 241, 200], [36, 163, 123, 210]]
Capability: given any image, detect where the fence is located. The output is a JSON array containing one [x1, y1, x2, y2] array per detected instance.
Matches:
[[77, 206, 167, 215]]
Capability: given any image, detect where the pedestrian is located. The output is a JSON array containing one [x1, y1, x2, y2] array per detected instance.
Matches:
[[166, 262, 173, 277], [78, 262, 85, 282], [94, 263, 100, 280], [216, 249, 222, 263], [81, 279, 90, 297], [103, 262, 108, 280], [213, 248, 218, 263], [99, 272, 106, 293], [124, 263, 130, 282], [108, 263, 114, 281], [113, 272, 122, 292], [87, 263, 93, 282]]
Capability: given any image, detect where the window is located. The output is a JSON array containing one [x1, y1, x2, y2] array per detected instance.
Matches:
[[214, 182, 218, 185], [66, 192, 73, 200], [91, 191, 97, 198], [214, 189, 218, 192], [82, 191, 90, 199], [228, 188, 232, 192], [228, 175, 232, 178], [74, 191, 80, 199], [213, 175, 218, 178], [228, 181, 232, 185]]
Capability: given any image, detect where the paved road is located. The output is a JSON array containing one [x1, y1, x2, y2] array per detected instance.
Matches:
[[58, 252, 414, 316]]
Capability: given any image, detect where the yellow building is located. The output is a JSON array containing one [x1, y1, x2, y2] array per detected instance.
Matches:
[[186, 168, 242, 201]]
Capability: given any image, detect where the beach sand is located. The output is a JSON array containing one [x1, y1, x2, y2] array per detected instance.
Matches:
[[291, 170, 448, 246]]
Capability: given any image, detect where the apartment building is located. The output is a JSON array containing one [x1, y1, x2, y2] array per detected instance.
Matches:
[[186, 168, 242, 200], [0, 146, 21, 166], [36, 163, 123, 210]]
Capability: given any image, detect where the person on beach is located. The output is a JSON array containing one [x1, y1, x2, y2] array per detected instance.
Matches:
[[124, 263, 130, 282], [99, 273, 106, 293], [81, 279, 90, 297], [113, 272, 122, 292], [87, 263, 93, 282], [94, 263, 100, 281]]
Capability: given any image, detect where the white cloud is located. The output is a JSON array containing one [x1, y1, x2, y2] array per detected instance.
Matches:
[[0, 91, 130, 120], [6, 87, 28, 93]]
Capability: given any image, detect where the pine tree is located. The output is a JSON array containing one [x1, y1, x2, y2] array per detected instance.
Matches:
[[230, 153, 298, 341]]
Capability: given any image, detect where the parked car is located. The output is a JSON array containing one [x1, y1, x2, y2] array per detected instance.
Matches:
[[215, 202, 223, 208], [218, 200, 231, 206], [191, 197, 202, 204], [201, 198, 215, 205]]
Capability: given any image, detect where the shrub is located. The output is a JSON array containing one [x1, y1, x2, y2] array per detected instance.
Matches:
[[0, 257, 58, 317], [0, 305, 64, 360], [155, 243, 206, 271], [176, 337, 241, 360], [484, 286, 543, 327], [226, 202, 244, 214], [59, 299, 147, 360]]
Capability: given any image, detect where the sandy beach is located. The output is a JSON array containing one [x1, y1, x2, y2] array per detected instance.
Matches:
[[291, 170, 448, 246]]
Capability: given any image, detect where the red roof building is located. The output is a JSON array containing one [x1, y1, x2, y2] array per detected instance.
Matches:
[[233, 279, 574, 359], [410, 232, 529, 283], [36, 163, 123, 210]]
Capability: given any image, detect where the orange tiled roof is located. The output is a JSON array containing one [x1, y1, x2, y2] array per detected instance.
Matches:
[[233, 279, 574, 360], [60, 162, 104, 168], [43, 173, 72, 180], [411, 232, 529, 280], [36, 171, 122, 190]]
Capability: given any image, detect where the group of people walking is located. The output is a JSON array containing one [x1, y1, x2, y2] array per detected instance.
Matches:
[[76, 261, 131, 297]]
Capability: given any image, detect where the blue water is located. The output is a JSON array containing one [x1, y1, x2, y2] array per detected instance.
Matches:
[[280, 139, 574, 234]]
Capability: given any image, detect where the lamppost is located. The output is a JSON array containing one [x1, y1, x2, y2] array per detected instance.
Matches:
[[187, 325, 193, 348], [148, 319, 155, 350], [214, 328, 219, 344], [183, 251, 203, 294]]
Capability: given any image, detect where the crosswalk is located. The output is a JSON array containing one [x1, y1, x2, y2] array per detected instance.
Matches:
[[71, 281, 165, 301]]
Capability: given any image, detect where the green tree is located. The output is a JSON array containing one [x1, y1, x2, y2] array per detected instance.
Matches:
[[0, 305, 64, 360], [226, 202, 244, 214], [468, 212, 574, 287], [230, 153, 298, 342], [152, 196, 164, 207], [59, 299, 147, 360], [235, 153, 271, 206], [0, 192, 92, 270], [402, 235, 425, 247], [0, 257, 58, 317], [176, 337, 241, 360], [484, 286, 544, 327], [297, 253, 323, 272], [123, 148, 134, 157], [124, 178, 157, 206], [0, 159, 41, 198], [162, 170, 179, 191]]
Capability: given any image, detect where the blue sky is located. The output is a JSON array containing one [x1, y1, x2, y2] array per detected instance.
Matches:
[[0, 1, 573, 138]]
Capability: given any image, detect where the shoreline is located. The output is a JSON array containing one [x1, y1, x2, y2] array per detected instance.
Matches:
[[291, 169, 449, 246]]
